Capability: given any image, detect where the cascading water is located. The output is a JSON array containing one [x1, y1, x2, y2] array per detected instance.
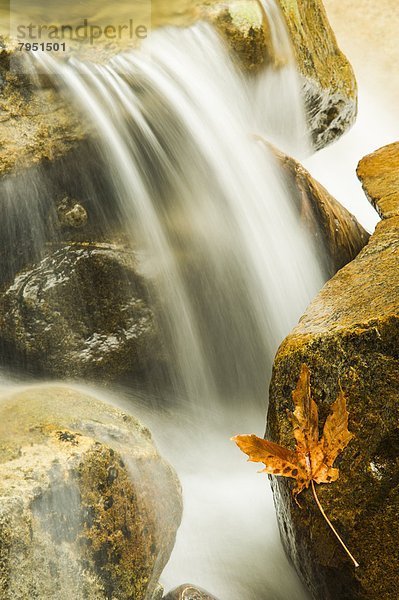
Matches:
[[34, 20, 324, 406], [253, 0, 311, 156], [3, 4, 326, 599]]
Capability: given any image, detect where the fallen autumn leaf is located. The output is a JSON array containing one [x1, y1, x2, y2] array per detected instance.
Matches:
[[232, 363, 359, 567]]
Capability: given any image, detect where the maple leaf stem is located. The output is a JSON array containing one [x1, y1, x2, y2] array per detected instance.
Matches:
[[311, 480, 359, 568]]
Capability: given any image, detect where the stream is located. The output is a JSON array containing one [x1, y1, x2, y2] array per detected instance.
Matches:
[[1, 0, 394, 598]]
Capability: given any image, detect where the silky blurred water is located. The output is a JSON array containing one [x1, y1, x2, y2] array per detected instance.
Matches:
[[6, 6, 327, 599]]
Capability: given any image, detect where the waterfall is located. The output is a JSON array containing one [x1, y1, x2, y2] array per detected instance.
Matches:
[[34, 20, 323, 408], [4, 5, 326, 599]]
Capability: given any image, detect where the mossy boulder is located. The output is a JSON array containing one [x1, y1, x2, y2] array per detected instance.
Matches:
[[200, 1, 275, 71], [0, 243, 165, 381], [164, 585, 219, 599], [267, 204, 399, 597], [0, 386, 182, 599]]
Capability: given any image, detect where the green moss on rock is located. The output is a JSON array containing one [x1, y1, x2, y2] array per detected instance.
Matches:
[[78, 445, 158, 599]]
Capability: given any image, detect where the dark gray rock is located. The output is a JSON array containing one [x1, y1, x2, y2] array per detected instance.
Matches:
[[0, 243, 165, 380]]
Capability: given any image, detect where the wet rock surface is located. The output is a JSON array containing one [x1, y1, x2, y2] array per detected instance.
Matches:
[[0, 143, 125, 287], [357, 141, 399, 219], [186, 0, 358, 148], [0, 0, 358, 178], [0, 386, 182, 600], [276, 149, 369, 275], [0, 243, 165, 381], [277, 0, 357, 149], [164, 584, 219, 600], [0, 41, 87, 177], [200, 0, 275, 72], [267, 194, 399, 597]]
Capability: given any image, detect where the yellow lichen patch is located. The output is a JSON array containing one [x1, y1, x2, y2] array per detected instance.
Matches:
[[277, 0, 356, 99]]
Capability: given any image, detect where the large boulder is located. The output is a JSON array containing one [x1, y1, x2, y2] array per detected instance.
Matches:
[[177, 0, 358, 149], [267, 149, 399, 598], [0, 243, 165, 381], [277, 0, 357, 149], [0, 385, 182, 599], [275, 148, 369, 275]]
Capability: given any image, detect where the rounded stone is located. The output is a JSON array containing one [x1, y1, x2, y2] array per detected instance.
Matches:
[[0, 243, 165, 381], [163, 584, 219, 600], [0, 385, 182, 600]]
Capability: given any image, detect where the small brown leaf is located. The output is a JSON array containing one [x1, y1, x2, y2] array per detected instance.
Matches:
[[234, 364, 352, 496]]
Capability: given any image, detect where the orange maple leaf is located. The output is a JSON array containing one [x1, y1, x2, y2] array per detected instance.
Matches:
[[232, 364, 358, 567]]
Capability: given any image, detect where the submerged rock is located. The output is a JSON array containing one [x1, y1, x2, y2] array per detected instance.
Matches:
[[267, 174, 399, 597], [0, 386, 182, 599], [0, 243, 165, 381], [164, 584, 219, 599], [357, 141, 399, 219], [277, 0, 357, 149], [276, 149, 369, 275]]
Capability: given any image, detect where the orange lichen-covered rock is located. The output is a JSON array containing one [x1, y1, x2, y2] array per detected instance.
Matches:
[[357, 142, 399, 219]]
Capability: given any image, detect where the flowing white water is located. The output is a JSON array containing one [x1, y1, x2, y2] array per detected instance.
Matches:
[[253, 0, 311, 156], [34, 21, 323, 405], [25, 10, 326, 600]]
